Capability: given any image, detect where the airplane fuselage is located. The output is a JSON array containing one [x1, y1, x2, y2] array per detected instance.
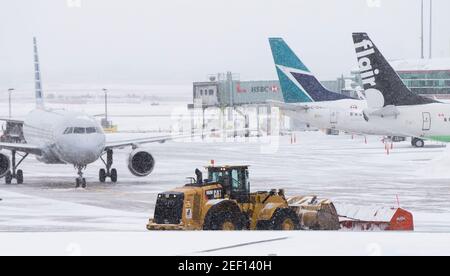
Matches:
[[287, 99, 402, 136], [23, 109, 106, 166], [367, 103, 450, 142]]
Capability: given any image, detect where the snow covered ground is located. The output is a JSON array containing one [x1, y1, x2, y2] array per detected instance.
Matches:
[[2, 231, 450, 256], [1, 99, 450, 255]]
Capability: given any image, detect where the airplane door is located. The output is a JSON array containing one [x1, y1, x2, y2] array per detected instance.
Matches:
[[330, 111, 338, 124], [422, 112, 431, 131]]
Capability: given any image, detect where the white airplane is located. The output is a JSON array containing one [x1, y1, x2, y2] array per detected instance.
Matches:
[[268, 38, 405, 138], [0, 38, 189, 188], [352, 33, 445, 148]]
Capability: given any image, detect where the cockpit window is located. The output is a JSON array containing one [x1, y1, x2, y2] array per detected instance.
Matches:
[[73, 127, 86, 134], [63, 127, 73, 134], [86, 127, 97, 134], [64, 127, 100, 135]]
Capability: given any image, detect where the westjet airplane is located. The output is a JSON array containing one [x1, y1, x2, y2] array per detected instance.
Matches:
[[352, 33, 445, 148], [0, 38, 189, 188], [268, 37, 403, 138]]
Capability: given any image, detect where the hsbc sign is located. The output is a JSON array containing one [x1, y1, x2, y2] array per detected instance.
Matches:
[[195, 79, 283, 106], [237, 84, 279, 94], [252, 86, 279, 93]]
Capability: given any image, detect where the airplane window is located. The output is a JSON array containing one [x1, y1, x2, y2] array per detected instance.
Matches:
[[73, 127, 86, 134], [86, 127, 97, 134], [64, 127, 73, 134]]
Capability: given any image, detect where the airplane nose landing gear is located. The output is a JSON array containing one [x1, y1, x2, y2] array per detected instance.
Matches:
[[75, 165, 87, 189]]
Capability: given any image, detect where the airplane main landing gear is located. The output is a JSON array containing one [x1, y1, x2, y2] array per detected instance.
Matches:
[[5, 150, 28, 185], [411, 137, 425, 148], [75, 165, 87, 189], [99, 149, 118, 183]]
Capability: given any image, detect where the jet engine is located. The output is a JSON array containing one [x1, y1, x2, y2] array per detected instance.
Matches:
[[128, 149, 155, 177], [0, 153, 11, 178]]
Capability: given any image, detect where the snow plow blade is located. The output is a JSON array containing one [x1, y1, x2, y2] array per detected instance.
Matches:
[[337, 205, 414, 231], [287, 196, 341, 231]]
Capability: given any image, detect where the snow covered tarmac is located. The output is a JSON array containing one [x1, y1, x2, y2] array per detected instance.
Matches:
[[1, 131, 450, 255], [2, 231, 450, 256]]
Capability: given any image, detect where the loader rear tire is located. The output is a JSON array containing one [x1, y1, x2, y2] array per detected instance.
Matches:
[[270, 208, 301, 231]]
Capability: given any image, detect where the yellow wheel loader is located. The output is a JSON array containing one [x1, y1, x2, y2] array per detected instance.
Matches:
[[147, 165, 340, 231]]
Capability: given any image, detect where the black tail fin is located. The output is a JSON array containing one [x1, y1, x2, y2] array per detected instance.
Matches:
[[352, 33, 437, 108]]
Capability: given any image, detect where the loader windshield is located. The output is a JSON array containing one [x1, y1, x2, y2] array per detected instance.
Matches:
[[207, 166, 250, 202], [230, 168, 250, 203], [209, 171, 226, 184], [231, 169, 246, 192]]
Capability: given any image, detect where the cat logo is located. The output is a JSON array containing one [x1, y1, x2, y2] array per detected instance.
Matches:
[[205, 189, 223, 200]]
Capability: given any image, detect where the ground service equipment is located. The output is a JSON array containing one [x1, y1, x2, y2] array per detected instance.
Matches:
[[147, 165, 340, 231]]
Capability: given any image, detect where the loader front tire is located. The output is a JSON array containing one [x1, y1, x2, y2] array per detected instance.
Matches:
[[203, 210, 244, 231], [270, 208, 301, 231]]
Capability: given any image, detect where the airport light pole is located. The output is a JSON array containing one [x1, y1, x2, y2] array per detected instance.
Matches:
[[8, 88, 15, 119], [429, 0, 433, 59], [421, 0, 424, 59]]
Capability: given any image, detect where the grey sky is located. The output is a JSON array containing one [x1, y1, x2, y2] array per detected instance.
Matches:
[[0, 0, 449, 88]]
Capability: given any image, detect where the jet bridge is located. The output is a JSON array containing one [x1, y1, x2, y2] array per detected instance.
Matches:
[[1, 120, 26, 144]]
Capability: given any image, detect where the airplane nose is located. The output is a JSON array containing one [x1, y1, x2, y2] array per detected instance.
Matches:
[[58, 135, 105, 165]]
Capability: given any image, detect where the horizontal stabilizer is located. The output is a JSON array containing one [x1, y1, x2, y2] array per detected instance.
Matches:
[[367, 105, 400, 118], [266, 100, 310, 112]]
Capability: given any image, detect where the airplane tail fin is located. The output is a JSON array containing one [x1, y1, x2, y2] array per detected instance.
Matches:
[[352, 33, 437, 108], [269, 37, 351, 103], [33, 37, 45, 109]]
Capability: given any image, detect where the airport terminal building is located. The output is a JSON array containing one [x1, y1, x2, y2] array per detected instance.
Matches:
[[390, 59, 450, 97], [192, 73, 283, 107], [192, 59, 450, 107], [192, 72, 339, 108]]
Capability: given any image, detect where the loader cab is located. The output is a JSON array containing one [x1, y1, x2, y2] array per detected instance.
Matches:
[[207, 166, 250, 203]]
